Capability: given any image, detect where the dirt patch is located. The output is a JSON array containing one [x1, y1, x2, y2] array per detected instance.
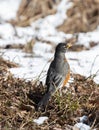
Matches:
[[0, 57, 99, 129], [57, 0, 99, 33]]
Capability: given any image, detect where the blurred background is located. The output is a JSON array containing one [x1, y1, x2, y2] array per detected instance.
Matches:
[[0, 0, 99, 83]]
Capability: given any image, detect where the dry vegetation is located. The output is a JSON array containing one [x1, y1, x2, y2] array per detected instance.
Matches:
[[1, 0, 99, 129], [9, 0, 99, 53], [57, 0, 99, 33], [0, 57, 99, 130], [10, 0, 99, 33], [10, 0, 58, 26]]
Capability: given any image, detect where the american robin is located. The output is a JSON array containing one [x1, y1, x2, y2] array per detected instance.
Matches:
[[38, 42, 72, 109]]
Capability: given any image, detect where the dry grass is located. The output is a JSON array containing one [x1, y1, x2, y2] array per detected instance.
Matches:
[[0, 57, 99, 130], [57, 0, 99, 33], [10, 0, 58, 27]]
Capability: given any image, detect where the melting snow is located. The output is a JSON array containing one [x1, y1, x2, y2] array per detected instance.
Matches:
[[74, 123, 90, 130], [0, 0, 99, 128], [0, 0, 21, 20], [0, 0, 99, 85], [33, 116, 48, 125]]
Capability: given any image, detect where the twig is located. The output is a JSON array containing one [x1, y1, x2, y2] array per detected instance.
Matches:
[[90, 55, 99, 77]]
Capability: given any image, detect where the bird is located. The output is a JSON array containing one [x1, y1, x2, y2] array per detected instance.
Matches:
[[38, 42, 72, 110]]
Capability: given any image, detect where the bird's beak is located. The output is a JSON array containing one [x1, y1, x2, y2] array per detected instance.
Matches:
[[66, 43, 72, 49]]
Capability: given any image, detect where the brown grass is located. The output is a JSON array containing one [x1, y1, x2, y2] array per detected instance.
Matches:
[[57, 0, 99, 33], [0, 58, 99, 130]]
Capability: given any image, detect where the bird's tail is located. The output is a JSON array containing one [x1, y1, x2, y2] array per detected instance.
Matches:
[[38, 92, 51, 110]]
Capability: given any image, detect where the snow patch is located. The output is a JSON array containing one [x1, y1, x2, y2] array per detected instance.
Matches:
[[77, 28, 99, 47], [33, 116, 48, 125], [74, 123, 90, 130], [0, 0, 21, 20]]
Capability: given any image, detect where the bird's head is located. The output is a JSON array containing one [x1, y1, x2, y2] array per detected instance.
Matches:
[[55, 42, 72, 53]]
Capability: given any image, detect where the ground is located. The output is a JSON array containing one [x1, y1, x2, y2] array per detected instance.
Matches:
[[0, 0, 99, 130], [0, 57, 99, 129]]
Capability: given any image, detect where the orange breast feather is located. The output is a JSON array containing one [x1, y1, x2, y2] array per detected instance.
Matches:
[[63, 70, 70, 86]]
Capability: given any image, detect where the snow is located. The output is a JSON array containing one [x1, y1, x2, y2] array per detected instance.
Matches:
[[0, 0, 73, 46], [0, 0, 21, 21], [0, 0, 99, 128], [0, 0, 99, 84], [44, 0, 73, 27], [77, 29, 99, 47], [68, 46, 99, 83], [0, 23, 15, 39], [30, 0, 73, 41], [0, 48, 49, 81], [33, 116, 48, 125], [80, 116, 88, 123], [74, 123, 90, 130], [74, 115, 97, 130]]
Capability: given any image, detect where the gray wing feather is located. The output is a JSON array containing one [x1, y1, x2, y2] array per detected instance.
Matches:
[[46, 67, 64, 93]]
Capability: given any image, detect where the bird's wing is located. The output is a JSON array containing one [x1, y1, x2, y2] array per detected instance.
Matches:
[[46, 66, 64, 93]]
